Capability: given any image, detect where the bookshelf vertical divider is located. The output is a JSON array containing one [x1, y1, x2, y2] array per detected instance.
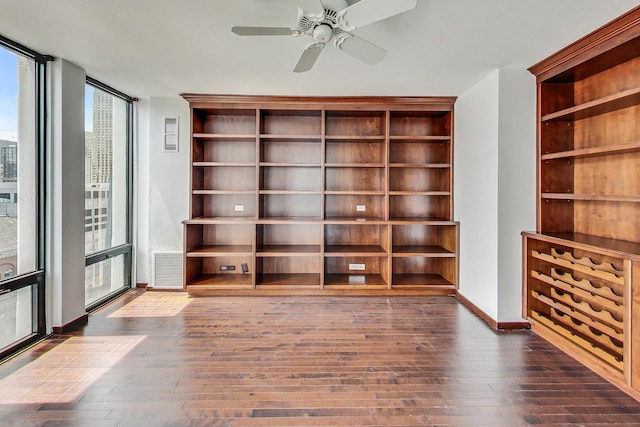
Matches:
[[182, 95, 458, 296]]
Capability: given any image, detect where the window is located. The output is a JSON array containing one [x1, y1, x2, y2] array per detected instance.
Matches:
[[0, 35, 46, 359], [84, 79, 132, 308]]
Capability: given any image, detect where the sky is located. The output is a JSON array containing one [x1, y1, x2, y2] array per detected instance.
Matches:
[[0, 48, 17, 142], [0, 46, 94, 142]]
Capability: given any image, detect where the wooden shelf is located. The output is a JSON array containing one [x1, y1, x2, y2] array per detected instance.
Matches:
[[389, 163, 451, 168], [323, 274, 387, 287], [187, 245, 253, 256], [389, 191, 451, 196], [188, 274, 253, 287], [260, 162, 320, 167], [256, 245, 321, 255], [325, 135, 385, 141], [541, 86, 640, 122], [525, 232, 640, 260], [541, 193, 640, 202], [541, 140, 640, 160], [324, 163, 385, 168], [193, 133, 255, 140], [389, 216, 450, 222], [193, 162, 255, 167], [193, 190, 255, 195], [392, 274, 454, 287], [389, 136, 450, 141], [324, 245, 387, 255], [392, 245, 455, 257], [256, 273, 321, 288], [259, 190, 322, 195], [324, 191, 386, 196], [186, 217, 254, 224], [260, 134, 320, 141], [256, 216, 322, 222]]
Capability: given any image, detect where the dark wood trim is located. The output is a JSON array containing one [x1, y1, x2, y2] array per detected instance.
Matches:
[[52, 314, 88, 334], [456, 291, 497, 329], [180, 94, 456, 111], [498, 321, 531, 330], [456, 291, 530, 331], [146, 287, 185, 292], [528, 5, 640, 81], [188, 287, 457, 297], [136, 282, 148, 289]]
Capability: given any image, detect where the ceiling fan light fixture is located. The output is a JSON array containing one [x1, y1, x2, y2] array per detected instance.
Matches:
[[313, 24, 334, 42]]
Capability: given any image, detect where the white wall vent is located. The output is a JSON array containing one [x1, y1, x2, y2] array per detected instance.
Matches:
[[151, 251, 183, 289], [163, 116, 179, 152]]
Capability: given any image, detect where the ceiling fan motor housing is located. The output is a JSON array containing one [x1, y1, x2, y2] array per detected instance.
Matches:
[[313, 24, 333, 42]]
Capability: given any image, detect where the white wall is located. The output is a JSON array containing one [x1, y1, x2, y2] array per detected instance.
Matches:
[[136, 97, 190, 285], [455, 68, 536, 324], [497, 69, 536, 322], [48, 59, 86, 330], [454, 70, 500, 320]]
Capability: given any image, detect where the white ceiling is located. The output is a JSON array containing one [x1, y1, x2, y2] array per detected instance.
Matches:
[[1, 0, 639, 99]]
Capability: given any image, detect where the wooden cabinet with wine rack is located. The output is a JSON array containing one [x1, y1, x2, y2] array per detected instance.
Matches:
[[182, 95, 458, 296], [524, 6, 640, 400]]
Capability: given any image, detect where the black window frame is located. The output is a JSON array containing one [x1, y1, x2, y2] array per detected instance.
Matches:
[[84, 77, 134, 312], [0, 34, 50, 361]]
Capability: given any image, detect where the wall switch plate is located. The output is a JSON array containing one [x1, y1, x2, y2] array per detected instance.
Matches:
[[348, 263, 365, 271], [234, 205, 244, 212], [356, 205, 366, 212], [219, 265, 236, 271]]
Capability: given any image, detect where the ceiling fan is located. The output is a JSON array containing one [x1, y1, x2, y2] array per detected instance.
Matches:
[[231, 0, 417, 72]]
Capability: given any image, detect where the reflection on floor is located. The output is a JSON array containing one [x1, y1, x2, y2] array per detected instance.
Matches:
[[0, 335, 144, 404], [107, 291, 190, 318]]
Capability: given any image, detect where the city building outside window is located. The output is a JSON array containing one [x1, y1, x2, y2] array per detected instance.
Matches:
[[84, 81, 132, 308]]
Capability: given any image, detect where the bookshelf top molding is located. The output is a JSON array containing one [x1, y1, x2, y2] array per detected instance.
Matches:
[[528, 5, 640, 81], [180, 94, 456, 111]]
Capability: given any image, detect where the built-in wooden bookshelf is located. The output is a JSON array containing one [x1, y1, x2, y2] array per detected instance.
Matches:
[[524, 6, 640, 401], [183, 95, 458, 295]]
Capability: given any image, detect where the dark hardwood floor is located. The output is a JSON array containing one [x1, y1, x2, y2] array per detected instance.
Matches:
[[1, 290, 640, 426]]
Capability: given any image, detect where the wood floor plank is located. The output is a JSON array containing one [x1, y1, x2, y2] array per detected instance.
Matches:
[[1, 290, 640, 425]]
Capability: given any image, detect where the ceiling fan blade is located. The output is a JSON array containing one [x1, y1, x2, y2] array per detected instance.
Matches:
[[232, 26, 299, 36], [337, 0, 417, 30], [298, 0, 325, 19], [335, 33, 387, 65], [293, 43, 324, 73]]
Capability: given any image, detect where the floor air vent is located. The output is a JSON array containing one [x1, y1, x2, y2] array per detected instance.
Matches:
[[151, 251, 183, 289]]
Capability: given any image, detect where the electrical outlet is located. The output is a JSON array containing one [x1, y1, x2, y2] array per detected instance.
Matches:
[[356, 205, 366, 212], [234, 205, 244, 212], [219, 265, 236, 271], [348, 263, 365, 271]]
